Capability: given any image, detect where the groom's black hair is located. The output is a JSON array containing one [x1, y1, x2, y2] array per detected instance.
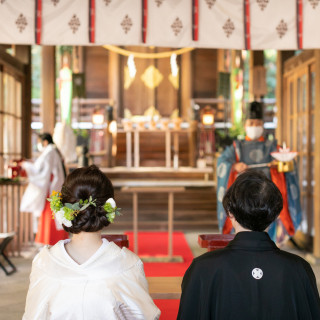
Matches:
[[222, 169, 283, 231]]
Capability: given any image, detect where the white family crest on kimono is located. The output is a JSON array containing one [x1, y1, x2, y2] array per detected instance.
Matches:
[[20, 144, 65, 231], [23, 238, 160, 320]]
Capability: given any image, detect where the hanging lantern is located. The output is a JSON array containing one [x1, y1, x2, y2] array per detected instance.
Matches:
[[201, 106, 215, 127], [92, 107, 105, 125]]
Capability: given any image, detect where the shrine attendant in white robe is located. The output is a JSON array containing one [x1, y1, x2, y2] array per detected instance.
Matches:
[[20, 133, 68, 245], [23, 165, 160, 320]]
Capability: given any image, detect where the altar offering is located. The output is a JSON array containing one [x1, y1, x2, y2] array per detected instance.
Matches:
[[161, 118, 170, 129], [171, 117, 182, 130], [271, 143, 297, 172], [122, 118, 133, 131], [8, 159, 27, 179]]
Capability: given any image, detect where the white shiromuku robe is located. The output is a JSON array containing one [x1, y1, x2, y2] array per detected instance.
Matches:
[[23, 238, 161, 320]]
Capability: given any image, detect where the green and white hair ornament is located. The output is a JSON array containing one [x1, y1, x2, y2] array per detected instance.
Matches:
[[103, 198, 121, 223], [48, 191, 121, 227]]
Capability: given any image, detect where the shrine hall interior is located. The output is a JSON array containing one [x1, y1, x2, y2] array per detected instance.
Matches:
[[1, 1, 320, 318], [1, 46, 319, 256]]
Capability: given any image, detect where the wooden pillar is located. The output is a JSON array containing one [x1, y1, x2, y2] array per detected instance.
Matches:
[[275, 51, 295, 144], [108, 51, 120, 119], [216, 49, 228, 122], [72, 46, 84, 73], [249, 50, 264, 101], [41, 46, 56, 134], [313, 50, 320, 258], [15, 46, 32, 159], [181, 51, 192, 121]]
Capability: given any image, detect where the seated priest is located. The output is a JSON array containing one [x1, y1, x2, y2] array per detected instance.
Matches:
[[177, 170, 320, 320], [216, 101, 301, 242]]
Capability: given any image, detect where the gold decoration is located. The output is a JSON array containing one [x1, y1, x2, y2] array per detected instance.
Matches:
[[141, 66, 163, 89], [277, 160, 294, 172], [170, 109, 180, 119], [124, 66, 135, 89], [168, 73, 179, 89], [103, 45, 194, 59], [144, 105, 160, 118], [124, 108, 132, 119]]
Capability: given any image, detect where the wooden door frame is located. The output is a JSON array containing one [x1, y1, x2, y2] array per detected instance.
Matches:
[[282, 50, 320, 258]]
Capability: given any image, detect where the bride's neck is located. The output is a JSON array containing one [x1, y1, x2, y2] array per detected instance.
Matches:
[[65, 231, 103, 264]]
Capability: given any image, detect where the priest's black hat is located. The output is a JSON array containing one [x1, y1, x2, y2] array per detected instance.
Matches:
[[246, 101, 263, 120]]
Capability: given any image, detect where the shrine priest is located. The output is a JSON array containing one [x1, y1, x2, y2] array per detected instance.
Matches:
[[216, 101, 301, 242]]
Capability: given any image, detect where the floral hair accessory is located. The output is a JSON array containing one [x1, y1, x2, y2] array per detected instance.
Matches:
[[47, 191, 120, 227], [103, 198, 121, 223]]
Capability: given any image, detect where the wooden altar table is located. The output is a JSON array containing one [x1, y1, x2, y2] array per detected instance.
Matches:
[[119, 127, 196, 168], [118, 179, 215, 259], [121, 185, 185, 260]]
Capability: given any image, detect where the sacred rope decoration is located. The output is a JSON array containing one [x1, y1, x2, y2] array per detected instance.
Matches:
[[103, 45, 194, 59], [48, 191, 121, 227]]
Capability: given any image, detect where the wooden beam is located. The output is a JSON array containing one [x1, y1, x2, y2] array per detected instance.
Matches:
[[313, 50, 320, 257], [0, 47, 24, 74], [41, 46, 56, 134]]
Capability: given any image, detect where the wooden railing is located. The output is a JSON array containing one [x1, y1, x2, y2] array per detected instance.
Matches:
[[0, 179, 33, 256]]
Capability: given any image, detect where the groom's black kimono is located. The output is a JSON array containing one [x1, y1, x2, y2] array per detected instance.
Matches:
[[177, 232, 320, 320]]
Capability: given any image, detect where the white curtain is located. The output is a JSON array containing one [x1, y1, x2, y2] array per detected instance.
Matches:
[[303, 0, 320, 49], [95, 0, 142, 45], [196, 0, 244, 49], [250, 0, 297, 50], [0, 0, 317, 50], [41, 0, 89, 45], [146, 0, 192, 47], [0, 0, 35, 44]]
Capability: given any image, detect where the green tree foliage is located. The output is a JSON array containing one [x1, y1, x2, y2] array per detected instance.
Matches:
[[264, 50, 277, 99], [31, 46, 42, 99]]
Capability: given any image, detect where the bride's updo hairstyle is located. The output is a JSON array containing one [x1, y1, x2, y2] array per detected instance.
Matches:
[[61, 165, 114, 234]]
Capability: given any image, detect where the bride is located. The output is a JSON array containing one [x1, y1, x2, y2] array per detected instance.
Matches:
[[23, 165, 160, 320]]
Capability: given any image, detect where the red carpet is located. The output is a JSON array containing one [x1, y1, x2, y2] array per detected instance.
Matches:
[[125, 231, 194, 319], [125, 231, 194, 276]]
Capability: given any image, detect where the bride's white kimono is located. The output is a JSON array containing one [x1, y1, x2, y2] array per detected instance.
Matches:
[[23, 238, 161, 320]]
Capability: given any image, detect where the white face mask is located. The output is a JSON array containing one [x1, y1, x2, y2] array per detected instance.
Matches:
[[37, 142, 44, 152], [245, 126, 264, 140]]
